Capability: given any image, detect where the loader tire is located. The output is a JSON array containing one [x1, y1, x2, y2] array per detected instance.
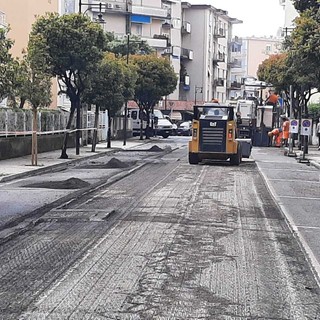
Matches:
[[189, 153, 199, 165], [230, 144, 242, 166]]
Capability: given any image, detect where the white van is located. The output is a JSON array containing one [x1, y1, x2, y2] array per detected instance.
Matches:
[[128, 108, 173, 138]]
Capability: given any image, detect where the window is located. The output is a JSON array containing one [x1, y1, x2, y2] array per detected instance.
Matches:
[[132, 23, 142, 36], [266, 44, 271, 53], [131, 111, 138, 120]]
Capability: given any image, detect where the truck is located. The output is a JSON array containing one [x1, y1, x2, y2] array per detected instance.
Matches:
[[236, 99, 257, 139], [128, 108, 173, 138]]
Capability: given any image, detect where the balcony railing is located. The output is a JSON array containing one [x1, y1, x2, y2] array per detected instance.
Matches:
[[214, 78, 224, 87], [214, 27, 225, 38], [227, 81, 242, 89], [213, 52, 225, 63], [0, 11, 7, 28], [181, 48, 193, 60], [228, 58, 241, 68], [181, 21, 191, 34], [132, 5, 169, 18]]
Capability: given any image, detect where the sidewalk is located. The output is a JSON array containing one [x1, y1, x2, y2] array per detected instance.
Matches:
[[288, 144, 320, 170], [0, 137, 150, 183]]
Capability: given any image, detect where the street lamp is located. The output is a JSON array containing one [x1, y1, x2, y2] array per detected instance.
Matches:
[[123, 33, 130, 146], [78, 1, 105, 24]]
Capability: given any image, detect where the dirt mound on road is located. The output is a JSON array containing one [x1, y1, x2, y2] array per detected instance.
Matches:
[[148, 145, 164, 152], [79, 158, 133, 169], [105, 157, 130, 169], [24, 178, 90, 190]]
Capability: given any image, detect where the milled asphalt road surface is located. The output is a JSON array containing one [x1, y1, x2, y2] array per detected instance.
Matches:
[[0, 139, 319, 319]]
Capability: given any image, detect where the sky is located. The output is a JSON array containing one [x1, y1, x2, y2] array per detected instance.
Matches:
[[188, 0, 285, 37]]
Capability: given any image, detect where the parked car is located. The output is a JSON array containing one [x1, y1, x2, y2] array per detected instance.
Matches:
[[177, 121, 192, 136]]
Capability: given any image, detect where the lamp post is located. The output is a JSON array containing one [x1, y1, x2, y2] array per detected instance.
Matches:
[[78, 1, 105, 23], [123, 33, 130, 146], [75, 1, 105, 155], [123, 0, 131, 146]]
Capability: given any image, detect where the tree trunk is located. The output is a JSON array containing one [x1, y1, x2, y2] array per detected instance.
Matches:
[[91, 104, 100, 152], [31, 108, 38, 166], [19, 98, 26, 109], [139, 107, 144, 140], [107, 116, 112, 148], [76, 101, 81, 155], [60, 104, 76, 159]]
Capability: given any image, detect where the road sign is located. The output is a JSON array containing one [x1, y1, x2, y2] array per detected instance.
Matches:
[[300, 119, 312, 136], [289, 119, 299, 133]]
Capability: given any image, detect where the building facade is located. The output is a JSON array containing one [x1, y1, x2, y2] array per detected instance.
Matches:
[[179, 4, 241, 104], [279, 0, 298, 31]]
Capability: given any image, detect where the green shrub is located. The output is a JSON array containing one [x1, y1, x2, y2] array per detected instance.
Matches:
[[308, 103, 320, 120]]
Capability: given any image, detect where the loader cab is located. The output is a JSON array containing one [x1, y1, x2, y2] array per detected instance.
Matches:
[[188, 103, 242, 165]]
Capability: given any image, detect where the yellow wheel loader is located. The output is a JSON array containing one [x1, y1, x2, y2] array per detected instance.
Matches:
[[188, 103, 249, 165]]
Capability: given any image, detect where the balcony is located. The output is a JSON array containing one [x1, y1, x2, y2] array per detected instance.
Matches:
[[0, 11, 7, 28], [228, 58, 241, 68], [132, 5, 169, 18], [180, 48, 193, 60], [227, 81, 242, 89], [144, 37, 168, 49], [153, 34, 170, 46], [89, 0, 126, 12], [214, 78, 224, 87], [213, 27, 225, 38], [213, 51, 225, 64], [181, 21, 191, 34]]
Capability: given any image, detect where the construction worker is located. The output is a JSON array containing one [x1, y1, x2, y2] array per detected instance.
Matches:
[[265, 91, 279, 107], [268, 128, 283, 147], [281, 116, 290, 147]]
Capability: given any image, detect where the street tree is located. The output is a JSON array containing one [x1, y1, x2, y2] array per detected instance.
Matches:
[[0, 28, 16, 103], [106, 33, 154, 58], [83, 53, 137, 150], [28, 13, 106, 158], [284, 7, 320, 116], [17, 56, 52, 165], [131, 54, 177, 139], [292, 0, 319, 13]]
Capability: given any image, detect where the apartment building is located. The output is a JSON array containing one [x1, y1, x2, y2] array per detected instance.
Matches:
[[179, 4, 241, 104], [279, 0, 298, 31], [82, 0, 182, 100], [0, 0, 59, 58]]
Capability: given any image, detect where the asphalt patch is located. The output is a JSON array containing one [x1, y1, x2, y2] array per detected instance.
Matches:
[[24, 178, 90, 189]]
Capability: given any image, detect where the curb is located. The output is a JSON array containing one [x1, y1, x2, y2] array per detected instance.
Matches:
[[310, 160, 320, 170]]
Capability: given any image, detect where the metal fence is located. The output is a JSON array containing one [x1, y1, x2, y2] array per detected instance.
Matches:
[[0, 108, 72, 137], [0, 107, 131, 141]]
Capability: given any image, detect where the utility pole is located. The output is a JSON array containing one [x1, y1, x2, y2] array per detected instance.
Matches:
[[123, 0, 131, 146], [123, 34, 130, 146]]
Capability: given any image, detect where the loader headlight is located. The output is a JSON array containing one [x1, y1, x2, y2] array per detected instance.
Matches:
[[193, 128, 197, 139], [228, 129, 233, 140]]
